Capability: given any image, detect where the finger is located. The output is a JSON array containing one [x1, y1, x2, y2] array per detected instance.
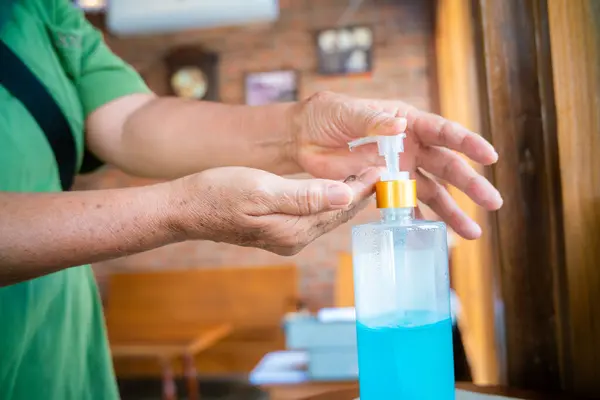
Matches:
[[417, 146, 503, 210], [406, 108, 498, 165], [414, 204, 425, 220], [263, 197, 373, 257], [301, 196, 373, 247], [299, 168, 382, 240], [273, 167, 381, 216], [260, 185, 376, 257], [342, 166, 382, 201], [347, 105, 408, 138], [308, 150, 383, 180], [415, 169, 482, 240]]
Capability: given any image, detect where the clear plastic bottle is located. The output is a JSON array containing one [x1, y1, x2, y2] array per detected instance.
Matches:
[[349, 134, 455, 400]]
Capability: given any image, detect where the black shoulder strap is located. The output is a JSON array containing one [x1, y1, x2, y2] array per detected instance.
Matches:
[[0, 40, 77, 191], [0, 37, 106, 191]]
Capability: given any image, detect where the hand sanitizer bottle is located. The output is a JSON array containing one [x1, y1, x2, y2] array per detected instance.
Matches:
[[348, 134, 455, 400]]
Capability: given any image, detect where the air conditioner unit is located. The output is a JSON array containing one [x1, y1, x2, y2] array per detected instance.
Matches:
[[106, 0, 280, 37]]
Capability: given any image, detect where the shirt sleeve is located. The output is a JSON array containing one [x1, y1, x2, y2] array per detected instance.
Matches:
[[53, 0, 152, 116]]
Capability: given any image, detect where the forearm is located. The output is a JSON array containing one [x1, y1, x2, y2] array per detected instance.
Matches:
[[0, 184, 182, 286], [94, 95, 300, 179]]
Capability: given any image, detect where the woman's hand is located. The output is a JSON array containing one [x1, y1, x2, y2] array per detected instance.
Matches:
[[289, 91, 503, 240], [171, 166, 380, 256]]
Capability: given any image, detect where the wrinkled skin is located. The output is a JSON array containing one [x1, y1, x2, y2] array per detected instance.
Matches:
[[177, 166, 382, 256], [174, 91, 503, 256], [291, 91, 503, 239]]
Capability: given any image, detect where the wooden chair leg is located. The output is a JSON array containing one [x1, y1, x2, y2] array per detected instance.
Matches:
[[160, 358, 177, 400], [183, 353, 200, 400]]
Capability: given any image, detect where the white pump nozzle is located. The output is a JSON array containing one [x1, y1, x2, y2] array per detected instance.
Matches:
[[348, 134, 410, 182]]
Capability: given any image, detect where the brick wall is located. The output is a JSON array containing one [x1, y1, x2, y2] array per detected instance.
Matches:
[[79, 0, 437, 308]]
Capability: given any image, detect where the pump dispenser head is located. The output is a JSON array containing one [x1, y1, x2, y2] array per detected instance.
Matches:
[[349, 133, 417, 209], [348, 134, 409, 181]]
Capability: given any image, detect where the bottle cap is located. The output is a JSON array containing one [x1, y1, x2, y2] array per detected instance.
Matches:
[[348, 134, 417, 209]]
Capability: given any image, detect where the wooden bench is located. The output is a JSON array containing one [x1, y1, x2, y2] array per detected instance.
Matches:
[[104, 264, 299, 400], [110, 324, 232, 400]]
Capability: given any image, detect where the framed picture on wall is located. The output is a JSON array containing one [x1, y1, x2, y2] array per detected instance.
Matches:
[[316, 25, 374, 76], [245, 70, 298, 106]]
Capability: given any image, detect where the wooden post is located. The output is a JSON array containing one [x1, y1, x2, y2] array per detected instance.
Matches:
[[471, 0, 568, 392], [547, 0, 600, 396], [183, 353, 201, 400], [160, 358, 177, 400]]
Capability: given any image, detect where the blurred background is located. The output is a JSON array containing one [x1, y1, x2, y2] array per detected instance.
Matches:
[[71, 0, 600, 399], [76, 0, 436, 311]]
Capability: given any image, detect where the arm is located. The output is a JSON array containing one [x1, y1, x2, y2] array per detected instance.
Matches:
[[54, 1, 298, 179], [0, 184, 181, 286], [86, 95, 300, 179], [0, 167, 379, 286]]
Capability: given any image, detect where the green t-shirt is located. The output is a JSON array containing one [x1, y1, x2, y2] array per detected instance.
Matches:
[[0, 1, 151, 399]]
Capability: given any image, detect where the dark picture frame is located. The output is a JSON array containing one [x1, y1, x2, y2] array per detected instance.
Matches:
[[315, 25, 374, 76]]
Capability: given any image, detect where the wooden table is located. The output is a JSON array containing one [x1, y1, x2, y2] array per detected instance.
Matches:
[[111, 323, 232, 400], [263, 381, 356, 400], [264, 381, 578, 400]]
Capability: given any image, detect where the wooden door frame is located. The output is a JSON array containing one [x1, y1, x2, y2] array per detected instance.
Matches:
[[434, 0, 572, 392], [470, 0, 569, 391], [546, 0, 600, 396]]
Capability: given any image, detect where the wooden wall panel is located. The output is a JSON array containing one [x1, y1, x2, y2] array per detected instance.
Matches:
[[547, 0, 600, 396], [335, 253, 354, 308], [471, 0, 568, 391], [434, 0, 498, 385]]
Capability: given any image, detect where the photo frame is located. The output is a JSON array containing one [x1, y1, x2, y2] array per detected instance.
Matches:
[[316, 25, 374, 76], [245, 70, 298, 106]]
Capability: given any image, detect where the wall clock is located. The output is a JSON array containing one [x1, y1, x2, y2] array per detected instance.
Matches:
[[171, 67, 208, 99], [164, 46, 219, 101]]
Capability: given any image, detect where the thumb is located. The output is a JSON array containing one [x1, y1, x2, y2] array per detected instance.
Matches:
[[275, 178, 354, 216], [350, 108, 407, 137]]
